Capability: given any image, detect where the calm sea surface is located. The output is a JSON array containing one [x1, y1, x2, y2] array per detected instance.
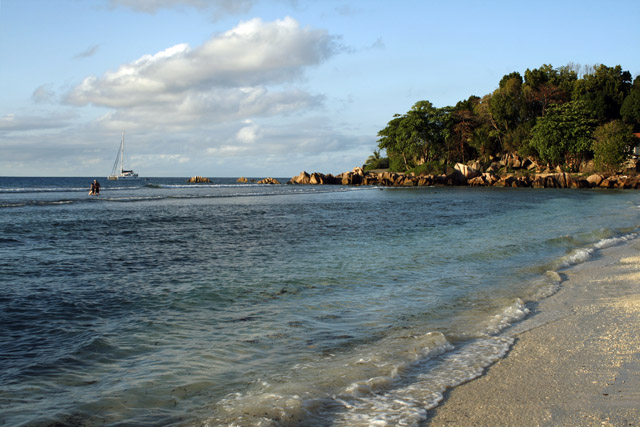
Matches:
[[2, 177, 639, 426]]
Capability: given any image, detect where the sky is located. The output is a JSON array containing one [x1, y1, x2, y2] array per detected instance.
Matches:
[[1, 0, 639, 177]]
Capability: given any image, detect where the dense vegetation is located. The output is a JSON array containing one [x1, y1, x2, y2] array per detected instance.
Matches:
[[367, 64, 640, 174]]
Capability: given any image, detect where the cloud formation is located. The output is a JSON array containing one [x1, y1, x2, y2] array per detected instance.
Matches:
[[74, 44, 100, 59], [32, 84, 57, 104], [0, 112, 71, 133], [109, 0, 255, 15], [66, 17, 337, 129]]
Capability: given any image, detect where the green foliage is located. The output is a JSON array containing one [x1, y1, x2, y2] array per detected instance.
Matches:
[[388, 152, 407, 172], [524, 63, 577, 93], [407, 160, 444, 176], [523, 64, 573, 118], [370, 63, 637, 173], [572, 64, 632, 124], [530, 100, 597, 169], [489, 73, 525, 137], [499, 72, 523, 88], [620, 85, 640, 130], [592, 120, 637, 173], [468, 124, 499, 161], [363, 150, 389, 171], [503, 123, 534, 155], [377, 101, 450, 171]]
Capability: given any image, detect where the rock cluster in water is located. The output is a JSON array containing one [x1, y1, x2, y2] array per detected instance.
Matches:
[[288, 154, 640, 189], [257, 177, 281, 185], [187, 176, 211, 183]]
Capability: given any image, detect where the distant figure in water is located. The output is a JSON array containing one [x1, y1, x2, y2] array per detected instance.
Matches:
[[89, 179, 100, 196]]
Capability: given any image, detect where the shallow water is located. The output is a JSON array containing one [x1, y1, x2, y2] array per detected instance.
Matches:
[[1, 177, 639, 426]]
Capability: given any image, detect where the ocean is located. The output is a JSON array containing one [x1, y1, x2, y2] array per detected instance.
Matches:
[[2, 176, 639, 426]]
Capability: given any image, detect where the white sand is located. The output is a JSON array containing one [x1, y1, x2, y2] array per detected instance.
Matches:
[[427, 239, 640, 426]]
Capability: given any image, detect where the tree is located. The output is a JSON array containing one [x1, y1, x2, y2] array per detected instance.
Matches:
[[592, 121, 637, 173], [403, 100, 450, 164], [572, 64, 632, 124], [377, 114, 408, 170], [470, 94, 501, 160], [489, 73, 524, 134], [620, 76, 640, 130], [363, 149, 389, 171], [523, 64, 573, 117], [530, 100, 597, 169], [488, 72, 528, 151], [449, 97, 479, 163], [369, 63, 636, 174], [377, 101, 451, 171]]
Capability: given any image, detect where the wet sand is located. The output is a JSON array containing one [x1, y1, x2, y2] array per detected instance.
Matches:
[[427, 239, 640, 426]]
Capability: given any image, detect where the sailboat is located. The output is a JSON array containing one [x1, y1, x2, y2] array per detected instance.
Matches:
[[108, 131, 139, 180]]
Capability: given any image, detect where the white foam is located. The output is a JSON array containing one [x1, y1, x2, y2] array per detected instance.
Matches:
[[559, 232, 638, 268], [593, 232, 637, 249], [483, 298, 530, 335], [206, 332, 454, 426], [205, 324, 524, 427], [342, 332, 453, 397], [561, 247, 594, 267], [333, 336, 514, 426]]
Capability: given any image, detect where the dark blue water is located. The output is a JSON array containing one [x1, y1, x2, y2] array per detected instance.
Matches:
[[2, 177, 639, 426]]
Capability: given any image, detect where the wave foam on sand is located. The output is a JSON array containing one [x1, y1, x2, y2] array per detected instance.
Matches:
[[427, 238, 640, 426]]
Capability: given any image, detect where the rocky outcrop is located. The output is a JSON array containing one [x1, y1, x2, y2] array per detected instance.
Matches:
[[187, 176, 211, 183], [237, 177, 248, 183], [587, 174, 604, 187], [309, 172, 327, 185], [468, 173, 499, 187], [257, 177, 281, 185], [454, 163, 481, 181], [289, 171, 311, 184], [286, 158, 640, 190], [288, 171, 340, 185]]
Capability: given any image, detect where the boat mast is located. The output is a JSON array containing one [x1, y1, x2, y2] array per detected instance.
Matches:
[[120, 131, 125, 174]]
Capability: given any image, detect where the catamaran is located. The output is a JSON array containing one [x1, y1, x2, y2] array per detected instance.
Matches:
[[108, 131, 139, 180]]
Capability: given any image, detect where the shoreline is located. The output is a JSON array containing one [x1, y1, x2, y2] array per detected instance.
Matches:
[[425, 238, 640, 426], [287, 168, 640, 189]]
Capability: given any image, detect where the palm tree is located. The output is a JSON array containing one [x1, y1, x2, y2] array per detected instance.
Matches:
[[365, 150, 381, 166]]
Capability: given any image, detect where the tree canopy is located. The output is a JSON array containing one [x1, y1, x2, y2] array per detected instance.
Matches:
[[373, 63, 640, 173], [529, 100, 597, 170]]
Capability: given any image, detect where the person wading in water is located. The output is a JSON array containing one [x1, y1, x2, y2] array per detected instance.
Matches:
[[89, 179, 101, 195]]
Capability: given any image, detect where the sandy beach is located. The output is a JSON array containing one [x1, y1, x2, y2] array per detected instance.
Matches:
[[427, 239, 640, 426]]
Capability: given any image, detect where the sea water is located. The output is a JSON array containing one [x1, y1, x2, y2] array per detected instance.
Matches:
[[1, 177, 640, 426]]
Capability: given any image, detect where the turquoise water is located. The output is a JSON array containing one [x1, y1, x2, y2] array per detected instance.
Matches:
[[1, 177, 639, 426]]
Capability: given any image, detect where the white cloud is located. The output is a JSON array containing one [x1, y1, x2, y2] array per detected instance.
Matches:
[[66, 17, 337, 129], [109, 0, 255, 15], [93, 87, 323, 133], [0, 112, 72, 133], [9, 16, 368, 178], [236, 120, 260, 143]]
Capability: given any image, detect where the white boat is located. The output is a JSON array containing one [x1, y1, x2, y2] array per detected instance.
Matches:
[[108, 131, 139, 180]]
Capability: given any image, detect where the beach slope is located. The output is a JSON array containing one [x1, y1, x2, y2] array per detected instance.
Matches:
[[427, 240, 640, 426]]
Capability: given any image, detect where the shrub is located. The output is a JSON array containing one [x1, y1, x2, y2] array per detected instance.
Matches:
[[408, 160, 445, 175], [363, 157, 389, 171], [592, 120, 637, 173]]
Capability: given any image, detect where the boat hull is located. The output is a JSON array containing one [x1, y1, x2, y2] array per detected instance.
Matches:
[[108, 174, 139, 180]]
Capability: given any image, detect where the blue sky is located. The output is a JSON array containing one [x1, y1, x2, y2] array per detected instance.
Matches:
[[1, 0, 639, 177]]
